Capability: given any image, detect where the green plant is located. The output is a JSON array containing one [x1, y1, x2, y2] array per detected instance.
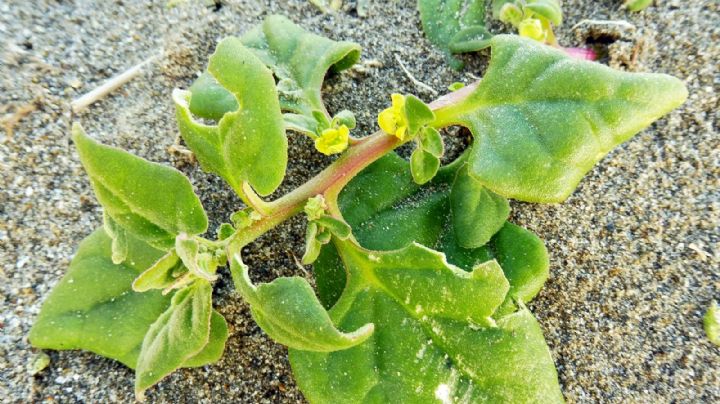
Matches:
[[625, 0, 653, 12], [418, 0, 600, 69], [30, 15, 687, 401], [706, 301, 720, 346]]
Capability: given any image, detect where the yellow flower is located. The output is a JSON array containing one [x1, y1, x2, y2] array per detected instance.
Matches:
[[378, 93, 409, 140], [314, 125, 349, 155]]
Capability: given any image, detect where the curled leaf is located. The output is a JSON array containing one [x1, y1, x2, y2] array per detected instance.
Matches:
[[209, 37, 288, 196], [132, 250, 184, 292], [302, 222, 324, 265], [230, 255, 374, 352], [241, 15, 360, 129]]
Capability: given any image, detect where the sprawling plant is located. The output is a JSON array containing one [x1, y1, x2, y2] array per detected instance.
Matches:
[[30, 15, 686, 401]]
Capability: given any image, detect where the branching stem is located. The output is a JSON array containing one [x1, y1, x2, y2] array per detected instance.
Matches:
[[224, 83, 478, 256]]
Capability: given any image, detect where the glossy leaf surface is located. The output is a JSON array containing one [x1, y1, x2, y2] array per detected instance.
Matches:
[[433, 35, 688, 202], [135, 280, 213, 394], [230, 255, 374, 352], [73, 124, 207, 250], [291, 240, 562, 402], [418, 0, 489, 69]]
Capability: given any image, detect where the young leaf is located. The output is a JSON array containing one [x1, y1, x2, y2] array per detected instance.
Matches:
[[187, 72, 239, 121], [230, 255, 374, 352], [419, 127, 444, 158], [525, 0, 563, 25], [433, 35, 688, 202], [290, 240, 562, 402], [175, 234, 217, 281], [73, 124, 208, 250], [302, 222, 324, 265], [29, 228, 173, 368], [314, 154, 548, 310], [182, 310, 229, 367], [241, 15, 361, 125], [410, 148, 440, 185], [132, 250, 184, 292], [450, 164, 510, 248], [135, 280, 213, 395], [418, 0, 488, 69], [404, 94, 435, 135], [314, 216, 352, 240]]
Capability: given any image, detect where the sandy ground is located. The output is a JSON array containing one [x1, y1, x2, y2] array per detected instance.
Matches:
[[1, 0, 718, 402]]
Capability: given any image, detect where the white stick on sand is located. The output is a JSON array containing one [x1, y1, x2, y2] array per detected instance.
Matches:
[[71, 54, 159, 113]]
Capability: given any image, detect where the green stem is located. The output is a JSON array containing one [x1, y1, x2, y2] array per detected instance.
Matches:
[[226, 131, 399, 254]]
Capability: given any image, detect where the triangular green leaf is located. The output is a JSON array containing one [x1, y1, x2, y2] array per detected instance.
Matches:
[[230, 254, 374, 352], [135, 280, 213, 395], [73, 124, 208, 250], [433, 35, 688, 202], [291, 240, 562, 402], [29, 228, 173, 369]]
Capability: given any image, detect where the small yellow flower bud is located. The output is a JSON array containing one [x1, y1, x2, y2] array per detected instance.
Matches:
[[304, 195, 327, 221], [378, 93, 409, 141], [518, 18, 545, 42], [314, 125, 350, 155]]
